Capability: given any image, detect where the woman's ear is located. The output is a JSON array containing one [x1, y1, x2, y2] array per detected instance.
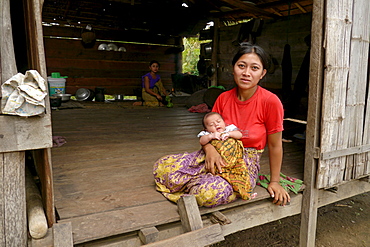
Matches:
[[260, 69, 267, 79]]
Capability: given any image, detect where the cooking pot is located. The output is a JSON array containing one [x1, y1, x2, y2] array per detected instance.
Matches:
[[50, 96, 62, 107], [53, 93, 71, 102], [75, 88, 95, 101]]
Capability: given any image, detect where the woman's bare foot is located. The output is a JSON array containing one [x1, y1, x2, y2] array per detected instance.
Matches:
[[133, 101, 143, 106]]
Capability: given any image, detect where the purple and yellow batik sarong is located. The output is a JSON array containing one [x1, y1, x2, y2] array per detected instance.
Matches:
[[210, 138, 253, 200], [153, 143, 263, 208]]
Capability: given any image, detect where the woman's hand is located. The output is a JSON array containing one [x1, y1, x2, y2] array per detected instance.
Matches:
[[267, 181, 291, 206], [156, 94, 163, 101], [203, 144, 225, 174]]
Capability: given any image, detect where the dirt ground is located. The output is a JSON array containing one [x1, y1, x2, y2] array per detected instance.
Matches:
[[211, 192, 370, 247]]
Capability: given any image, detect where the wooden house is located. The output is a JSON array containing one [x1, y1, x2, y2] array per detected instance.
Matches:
[[1, 0, 369, 246]]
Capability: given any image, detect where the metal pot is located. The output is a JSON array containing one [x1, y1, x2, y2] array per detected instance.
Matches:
[[50, 96, 62, 107], [53, 93, 71, 102], [75, 88, 95, 101]]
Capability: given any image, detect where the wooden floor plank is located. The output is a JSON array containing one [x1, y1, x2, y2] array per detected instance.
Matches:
[[58, 201, 180, 244], [50, 102, 305, 244]]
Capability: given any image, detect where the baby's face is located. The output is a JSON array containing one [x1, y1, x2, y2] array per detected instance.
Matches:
[[205, 114, 226, 133]]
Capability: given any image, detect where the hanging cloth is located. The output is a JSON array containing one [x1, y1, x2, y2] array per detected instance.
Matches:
[[1, 70, 47, 117]]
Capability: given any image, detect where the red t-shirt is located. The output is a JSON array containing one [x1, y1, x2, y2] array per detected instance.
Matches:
[[212, 86, 284, 150]]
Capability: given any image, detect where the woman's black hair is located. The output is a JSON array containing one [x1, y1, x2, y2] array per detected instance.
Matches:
[[149, 60, 160, 67], [231, 43, 270, 71]]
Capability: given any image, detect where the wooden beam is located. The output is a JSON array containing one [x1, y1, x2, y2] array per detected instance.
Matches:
[[143, 224, 224, 247], [317, 179, 370, 207], [209, 211, 232, 225], [321, 144, 370, 160], [220, 0, 276, 18], [270, 7, 283, 16], [294, 3, 307, 13], [177, 196, 203, 232], [139, 227, 159, 244], [26, 166, 48, 239]]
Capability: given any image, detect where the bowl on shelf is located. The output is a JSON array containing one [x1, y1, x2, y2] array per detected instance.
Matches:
[[53, 93, 71, 102]]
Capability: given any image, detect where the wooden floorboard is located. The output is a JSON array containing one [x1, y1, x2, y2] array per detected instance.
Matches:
[[50, 101, 305, 244]]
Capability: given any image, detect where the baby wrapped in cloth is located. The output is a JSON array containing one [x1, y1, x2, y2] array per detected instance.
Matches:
[[209, 137, 252, 200]]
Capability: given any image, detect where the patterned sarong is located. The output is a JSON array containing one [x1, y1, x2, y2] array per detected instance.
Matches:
[[153, 145, 263, 208], [210, 138, 252, 200]]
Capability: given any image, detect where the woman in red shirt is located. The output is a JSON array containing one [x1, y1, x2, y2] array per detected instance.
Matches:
[[206, 43, 290, 206], [154, 43, 290, 207]]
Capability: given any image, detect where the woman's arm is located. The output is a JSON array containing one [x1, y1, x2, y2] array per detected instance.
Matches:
[[199, 134, 213, 146], [159, 79, 168, 96], [202, 143, 225, 174], [267, 131, 290, 206]]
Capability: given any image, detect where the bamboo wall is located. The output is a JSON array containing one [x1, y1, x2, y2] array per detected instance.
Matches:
[[316, 0, 370, 189], [42, 26, 181, 96]]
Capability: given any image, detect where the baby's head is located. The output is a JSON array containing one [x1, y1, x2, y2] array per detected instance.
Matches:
[[202, 112, 226, 133]]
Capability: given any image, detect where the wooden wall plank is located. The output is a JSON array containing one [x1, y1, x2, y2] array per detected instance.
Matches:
[[348, 0, 370, 179], [0, 115, 53, 153], [0, 153, 4, 246], [316, 0, 370, 187], [317, 0, 353, 188], [365, 54, 370, 175], [2, 152, 27, 246], [0, 0, 17, 83], [43, 29, 181, 95], [46, 58, 176, 72]]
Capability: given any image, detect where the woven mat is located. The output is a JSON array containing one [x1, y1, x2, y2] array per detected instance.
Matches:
[[57, 100, 85, 109]]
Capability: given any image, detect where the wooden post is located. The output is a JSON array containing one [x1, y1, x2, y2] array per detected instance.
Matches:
[[1, 0, 27, 246], [25, 0, 56, 227], [177, 196, 203, 232], [53, 222, 73, 247], [299, 0, 325, 246], [210, 18, 220, 86]]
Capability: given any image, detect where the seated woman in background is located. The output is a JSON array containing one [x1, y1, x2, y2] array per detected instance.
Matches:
[[133, 60, 169, 107]]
